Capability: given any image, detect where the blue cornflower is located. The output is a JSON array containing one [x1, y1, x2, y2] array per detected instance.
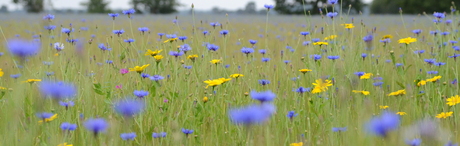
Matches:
[[250, 90, 276, 103], [264, 4, 274, 10], [157, 33, 165, 38], [354, 72, 365, 77], [114, 98, 145, 117], [120, 132, 136, 140], [300, 32, 310, 36], [446, 20, 453, 24], [373, 77, 383, 80], [10, 74, 21, 79], [366, 111, 400, 137], [312, 38, 320, 42], [210, 22, 220, 28], [133, 90, 149, 98], [207, 44, 219, 51], [46, 71, 55, 76], [241, 47, 254, 55], [7, 39, 41, 58], [61, 122, 77, 131], [113, 29, 124, 36], [182, 128, 194, 136], [98, 43, 111, 51], [424, 59, 436, 65], [284, 60, 291, 64], [259, 49, 266, 55], [449, 40, 458, 44], [395, 63, 403, 67], [303, 41, 311, 46], [294, 87, 310, 93], [39, 81, 77, 100], [261, 58, 271, 62], [332, 127, 347, 132], [178, 44, 192, 53], [452, 79, 458, 85], [413, 50, 425, 54], [328, 0, 338, 4], [106, 60, 113, 64], [373, 82, 383, 86], [312, 54, 322, 61], [166, 34, 177, 39], [287, 111, 298, 120], [152, 132, 167, 138], [363, 35, 373, 42], [43, 14, 54, 20], [434, 62, 446, 66], [169, 51, 184, 57], [203, 30, 208, 35], [36, 112, 54, 119], [361, 53, 368, 59], [412, 29, 422, 35], [327, 56, 340, 60], [258, 79, 270, 86], [108, 13, 119, 19], [149, 75, 164, 81], [66, 38, 77, 44], [449, 54, 460, 59], [406, 139, 421, 146], [229, 103, 275, 125], [220, 30, 229, 36], [59, 101, 75, 109], [442, 32, 450, 36], [445, 141, 458, 146], [454, 46, 460, 51], [138, 27, 149, 33], [225, 64, 230, 68], [433, 12, 445, 19], [44, 25, 56, 30], [122, 9, 136, 15], [183, 65, 192, 69], [380, 38, 391, 44], [178, 36, 187, 41], [427, 71, 438, 74], [249, 40, 257, 45], [326, 12, 338, 19], [61, 28, 73, 35], [430, 31, 439, 35], [124, 38, 135, 43]]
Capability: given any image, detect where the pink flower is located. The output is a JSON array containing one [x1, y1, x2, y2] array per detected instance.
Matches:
[[163, 98, 168, 103], [120, 68, 129, 74], [116, 84, 122, 89]]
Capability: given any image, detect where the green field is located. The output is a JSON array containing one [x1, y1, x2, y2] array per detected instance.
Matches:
[[0, 7, 459, 146]]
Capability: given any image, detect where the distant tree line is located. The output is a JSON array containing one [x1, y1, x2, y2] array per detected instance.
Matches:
[[273, 0, 364, 15], [370, 0, 457, 14]]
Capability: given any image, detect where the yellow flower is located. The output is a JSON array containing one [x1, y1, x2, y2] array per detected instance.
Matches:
[[54, 53, 59, 56], [311, 79, 333, 93], [426, 76, 442, 82], [299, 69, 312, 73], [57, 143, 73, 146], [290, 142, 303, 146], [379, 105, 389, 109], [145, 49, 162, 56], [38, 114, 58, 123], [0, 68, 3, 77], [210, 59, 221, 64], [436, 112, 453, 119], [396, 112, 407, 115], [154, 55, 164, 62], [203, 97, 208, 103], [352, 90, 370, 95], [398, 37, 417, 44], [187, 54, 198, 61], [382, 35, 393, 39], [23, 79, 42, 83], [163, 38, 178, 43], [218, 78, 232, 83], [416, 80, 427, 86], [0, 86, 6, 90], [313, 42, 328, 46], [341, 23, 355, 29], [204, 79, 224, 89], [360, 73, 373, 79], [324, 35, 337, 40], [388, 89, 406, 96], [446, 95, 460, 106], [129, 64, 150, 73], [230, 74, 244, 78]]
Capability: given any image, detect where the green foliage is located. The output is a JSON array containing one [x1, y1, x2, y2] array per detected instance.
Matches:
[[131, 0, 180, 14], [81, 0, 111, 13], [16, 0, 43, 13], [274, 0, 363, 14], [371, 0, 458, 14]]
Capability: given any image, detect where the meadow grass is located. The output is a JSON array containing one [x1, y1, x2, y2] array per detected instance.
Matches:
[[0, 7, 459, 146]]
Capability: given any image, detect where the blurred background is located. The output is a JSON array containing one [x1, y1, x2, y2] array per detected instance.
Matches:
[[0, 0, 456, 15]]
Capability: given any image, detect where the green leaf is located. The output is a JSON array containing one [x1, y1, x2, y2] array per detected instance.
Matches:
[[93, 83, 105, 95], [396, 81, 406, 89]]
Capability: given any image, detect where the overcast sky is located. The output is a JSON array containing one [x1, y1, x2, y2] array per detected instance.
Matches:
[[0, 0, 373, 11]]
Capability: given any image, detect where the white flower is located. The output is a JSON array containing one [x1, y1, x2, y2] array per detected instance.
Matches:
[[54, 42, 64, 51]]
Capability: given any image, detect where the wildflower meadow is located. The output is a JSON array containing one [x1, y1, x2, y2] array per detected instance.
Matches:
[[1, 2, 460, 146]]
